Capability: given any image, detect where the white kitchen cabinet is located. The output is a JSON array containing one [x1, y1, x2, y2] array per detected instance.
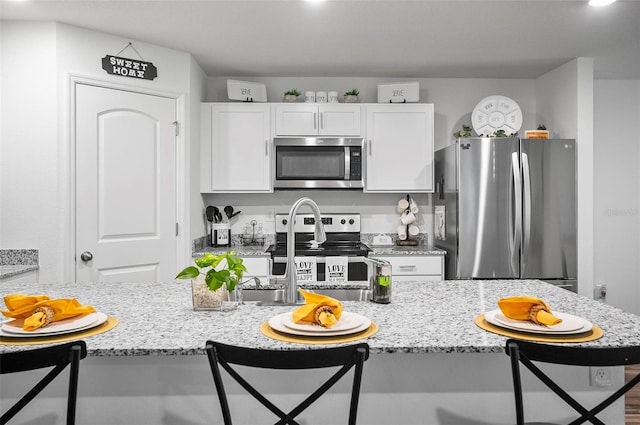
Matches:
[[240, 256, 269, 283], [201, 103, 272, 192], [274, 104, 362, 136], [364, 104, 434, 193], [372, 255, 443, 282], [0, 270, 38, 284]]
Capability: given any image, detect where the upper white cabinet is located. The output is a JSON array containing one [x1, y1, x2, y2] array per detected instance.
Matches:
[[201, 103, 272, 193], [364, 104, 434, 193], [275, 104, 362, 136]]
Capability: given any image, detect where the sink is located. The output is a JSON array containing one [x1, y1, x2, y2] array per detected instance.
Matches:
[[240, 288, 371, 305]]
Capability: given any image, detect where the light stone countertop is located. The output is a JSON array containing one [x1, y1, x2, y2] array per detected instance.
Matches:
[[2, 279, 640, 356]]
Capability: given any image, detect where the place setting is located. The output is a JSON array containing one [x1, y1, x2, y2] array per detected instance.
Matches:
[[260, 289, 378, 344], [0, 293, 118, 346], [475, 296, 603, 343]]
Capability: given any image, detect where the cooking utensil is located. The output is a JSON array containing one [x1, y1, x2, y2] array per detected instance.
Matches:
[[224, 205, 242, 220], [212, 207, 222, 223], [206, 206, 215, 223]]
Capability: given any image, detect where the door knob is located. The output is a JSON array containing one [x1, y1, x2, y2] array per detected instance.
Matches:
[[80, 251, 94, 262]]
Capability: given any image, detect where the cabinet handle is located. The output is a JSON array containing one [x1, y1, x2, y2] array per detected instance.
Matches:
[[314, 112, 317, 129], [368, 139, 372, 155], [399, 265, 417, 270], [265, 139, 269, 155], [320, 112, 324, 129]]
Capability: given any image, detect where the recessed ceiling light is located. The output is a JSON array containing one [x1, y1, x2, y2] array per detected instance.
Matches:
[[589, 0, 617, 6]]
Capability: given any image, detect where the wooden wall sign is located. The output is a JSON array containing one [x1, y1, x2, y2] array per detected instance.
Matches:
[[101, 55, 158, 80]]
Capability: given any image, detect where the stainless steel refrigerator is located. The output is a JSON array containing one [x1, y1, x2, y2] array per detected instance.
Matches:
[[434, 137, 576, 290]]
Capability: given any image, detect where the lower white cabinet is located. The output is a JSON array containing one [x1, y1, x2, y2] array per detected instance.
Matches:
[[371, 255, 443, 282], [0, 270, 38, 284], [240, 256, 269, 283]]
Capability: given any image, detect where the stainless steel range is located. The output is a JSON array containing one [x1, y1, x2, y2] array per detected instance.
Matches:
[[266, 213, 371, 281]]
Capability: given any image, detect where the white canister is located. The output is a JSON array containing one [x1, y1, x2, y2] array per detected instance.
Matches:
[[304, 91, 315, 103], [328, 91, 339, 103], [315, 91, 327, 103], [212, 223, 230, 247]]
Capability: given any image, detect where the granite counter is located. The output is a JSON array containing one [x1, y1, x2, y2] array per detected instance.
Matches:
[[2, 280, 638, 424]]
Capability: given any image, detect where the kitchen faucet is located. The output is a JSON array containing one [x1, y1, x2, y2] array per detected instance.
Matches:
[[281, 197, 326, 304]]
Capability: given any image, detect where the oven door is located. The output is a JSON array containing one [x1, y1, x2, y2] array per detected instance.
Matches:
[[271, 256, 369, 281]]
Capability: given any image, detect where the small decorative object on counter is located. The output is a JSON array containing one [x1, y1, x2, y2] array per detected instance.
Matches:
[[241, 220, 265, 246], [367, 257, 392, 304], [343, 88, 359, 103], [396, 194, 419, 246], [175, 251, 247, 311], [211, 223, 230, 247], [283, 88, 300, 102], [453, 124, 473, 139], [525, 124, 549, 139]]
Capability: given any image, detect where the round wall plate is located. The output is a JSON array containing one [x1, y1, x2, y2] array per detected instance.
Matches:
[[471, 95, 522, 136]]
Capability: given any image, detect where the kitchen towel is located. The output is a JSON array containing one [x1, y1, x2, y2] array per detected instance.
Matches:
[[2, 294, 96, 331], [292, 289, 343, 328], [497, 296, 561, 326], [295, 256, 317, 282], [325, 256, 348, 283]]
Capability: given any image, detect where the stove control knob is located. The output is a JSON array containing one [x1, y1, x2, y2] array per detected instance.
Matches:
[[340, 219, 346, 225], [349, 219, 355, 225], [282, 218, 288, 225]]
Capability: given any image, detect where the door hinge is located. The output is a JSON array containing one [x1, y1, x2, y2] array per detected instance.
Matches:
[[172, 121, 180, 137], [176, 222, 179, 236]]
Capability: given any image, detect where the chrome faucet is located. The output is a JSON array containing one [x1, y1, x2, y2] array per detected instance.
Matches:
[[282, 197, 326, 304]]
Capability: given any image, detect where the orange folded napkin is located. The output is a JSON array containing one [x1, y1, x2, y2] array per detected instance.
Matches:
[[498, 296, 562, 326], [2, 293, 96, 331], [292, 289, 343, 328]]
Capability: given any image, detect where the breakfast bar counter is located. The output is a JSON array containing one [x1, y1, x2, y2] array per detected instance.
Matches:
[[2, 279, 639, 424]]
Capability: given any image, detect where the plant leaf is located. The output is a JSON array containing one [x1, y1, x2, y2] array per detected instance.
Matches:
[[175, 266, 199, 279]]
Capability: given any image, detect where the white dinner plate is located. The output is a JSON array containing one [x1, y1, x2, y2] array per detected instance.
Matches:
[[268, 312, 371, 337], [484, 309, 593, 334], [281, 311, 367, 333], [1, 312, 108, 337]]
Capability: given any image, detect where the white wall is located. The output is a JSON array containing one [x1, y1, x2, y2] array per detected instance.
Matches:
[[1, 22, 58, 278], [594, 79, 640, 314], [535, 58, 595, 299], [0, 22, 205, 282]]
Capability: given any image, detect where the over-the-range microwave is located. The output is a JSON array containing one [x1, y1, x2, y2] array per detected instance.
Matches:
[[273, 137, 364, 189]]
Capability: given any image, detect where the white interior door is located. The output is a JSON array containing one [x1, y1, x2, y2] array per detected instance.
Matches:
[[75, 84, 177, 282]]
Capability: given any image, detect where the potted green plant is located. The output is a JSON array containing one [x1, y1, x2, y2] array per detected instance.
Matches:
[[453, 124, 472, 139], [343, 89, 360, 103], [283, 89, 300, 102], [176, 251, 247, 311]]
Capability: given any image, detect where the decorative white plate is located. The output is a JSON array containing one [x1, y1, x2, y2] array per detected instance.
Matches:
[[471, 95, 523, 136], [484, 309, 592, 334], [281, 311, 367, 333], [1, 312, 108, 337], [269, 312, 371, 337]]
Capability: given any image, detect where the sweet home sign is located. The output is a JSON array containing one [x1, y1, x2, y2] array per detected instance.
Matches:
[[101, 55, 158, 80]]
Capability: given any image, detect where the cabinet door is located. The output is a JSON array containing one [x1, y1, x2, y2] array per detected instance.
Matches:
[[364, 104, 434, 193], [201, 103, 272, 192], [275, 104, 362, 136], [318, 104, 361, 136], [275, 104, 318, 136], [374, 255, 444, 280]]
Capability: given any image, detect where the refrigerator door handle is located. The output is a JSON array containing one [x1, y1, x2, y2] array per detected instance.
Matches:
[[511, 152, 522, 273], [521, 152, 532, 271]]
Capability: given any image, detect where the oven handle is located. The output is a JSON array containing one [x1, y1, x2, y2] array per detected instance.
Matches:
[[271, 256, 368, 264]]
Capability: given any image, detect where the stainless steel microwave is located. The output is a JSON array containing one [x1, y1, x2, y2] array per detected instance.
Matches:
[[273, 137, 364, 189]]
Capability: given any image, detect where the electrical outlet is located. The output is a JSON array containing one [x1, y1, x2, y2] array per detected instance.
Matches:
[[589, 367, 612, 387]]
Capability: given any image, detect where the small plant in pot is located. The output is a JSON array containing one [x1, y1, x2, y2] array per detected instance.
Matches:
[[343, 89, 360, 103], [283, 88, 300, 102], [176, 251, 247, 311]]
